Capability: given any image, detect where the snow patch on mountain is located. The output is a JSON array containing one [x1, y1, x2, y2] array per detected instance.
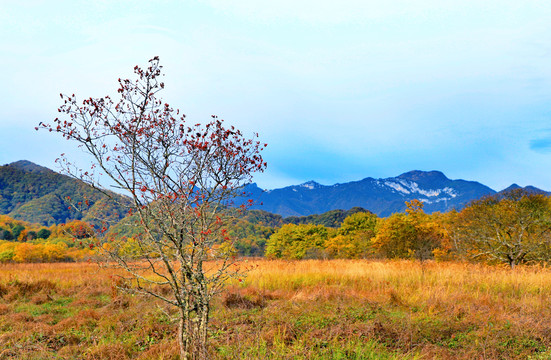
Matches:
[[384, 181, 411, 194], [382, 179, 458, 198], [300, 181, 320, 190], [420, 197, 456, 204]]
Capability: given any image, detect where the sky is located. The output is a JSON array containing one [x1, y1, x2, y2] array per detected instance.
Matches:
[[1, 0, 551, 191]]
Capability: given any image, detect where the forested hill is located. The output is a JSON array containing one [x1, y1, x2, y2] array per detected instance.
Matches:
[[0, 160, 129, 226]]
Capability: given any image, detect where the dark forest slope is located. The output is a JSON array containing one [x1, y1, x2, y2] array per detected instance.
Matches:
[[0, 161, 129, 226]]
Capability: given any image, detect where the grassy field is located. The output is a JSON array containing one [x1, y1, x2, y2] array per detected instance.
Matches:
[[0, 260, 550, 359]]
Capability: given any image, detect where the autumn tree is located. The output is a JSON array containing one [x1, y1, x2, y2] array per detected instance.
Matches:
[[453, 190, 551, 268], [11, 224, 25, 240], [63, 220, 95, 239], [265, 223, 330, 259], [373, 200, 448, 261], [339, 211, 378, 237], [39, 57, 266, 359], [328, 211, 378, 258]]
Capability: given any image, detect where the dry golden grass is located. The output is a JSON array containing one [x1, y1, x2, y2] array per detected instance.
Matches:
[[0, 260, 550, 359]]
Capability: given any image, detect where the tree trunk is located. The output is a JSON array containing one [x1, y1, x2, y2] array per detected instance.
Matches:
[[178, 303, 210, 360], [197, 302, 209, 357], [178, 312, 191, 360]]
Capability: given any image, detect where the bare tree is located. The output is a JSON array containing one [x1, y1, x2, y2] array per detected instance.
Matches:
[[39, 57, 266, 359]]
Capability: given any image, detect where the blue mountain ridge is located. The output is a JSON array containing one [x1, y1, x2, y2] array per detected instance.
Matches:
[[2, 161, 548, 220], [244, 170, 549, 217]]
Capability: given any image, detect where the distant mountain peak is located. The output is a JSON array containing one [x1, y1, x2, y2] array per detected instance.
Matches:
[[299, 180, 322, 190], [397, 170, 449, 182], [502, 184, 521, 192], [499, 184, 548, 196], [7, 160, 53, 174]]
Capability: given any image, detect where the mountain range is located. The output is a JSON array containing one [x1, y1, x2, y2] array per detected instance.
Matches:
[[1, 161, 548, 223], [245, 170, 549, 217]]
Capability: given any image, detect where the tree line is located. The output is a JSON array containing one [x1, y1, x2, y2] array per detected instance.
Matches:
[[2, 189, 549, 268], [0, 215, 95, 262], [262, 190, 551, 268]]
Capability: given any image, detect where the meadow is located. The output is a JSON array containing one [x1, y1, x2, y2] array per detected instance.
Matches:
[[0, 259, 550, 359]]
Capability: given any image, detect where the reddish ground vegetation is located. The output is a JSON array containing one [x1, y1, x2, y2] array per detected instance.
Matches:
[[0, 260, 549, 359]]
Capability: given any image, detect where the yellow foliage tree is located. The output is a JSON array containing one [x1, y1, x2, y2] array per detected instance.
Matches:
[[265, 224, 329, 259], [0, 242, 17, 262], [373, 200, 448, 261], [13, 243, 43, 263], [332, 212, 379, 258], [42, 242, 69, 262], [324, 234, 359, 258]]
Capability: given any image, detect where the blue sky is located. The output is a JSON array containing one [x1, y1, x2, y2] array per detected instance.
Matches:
[[1, 1, 551, 191]]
